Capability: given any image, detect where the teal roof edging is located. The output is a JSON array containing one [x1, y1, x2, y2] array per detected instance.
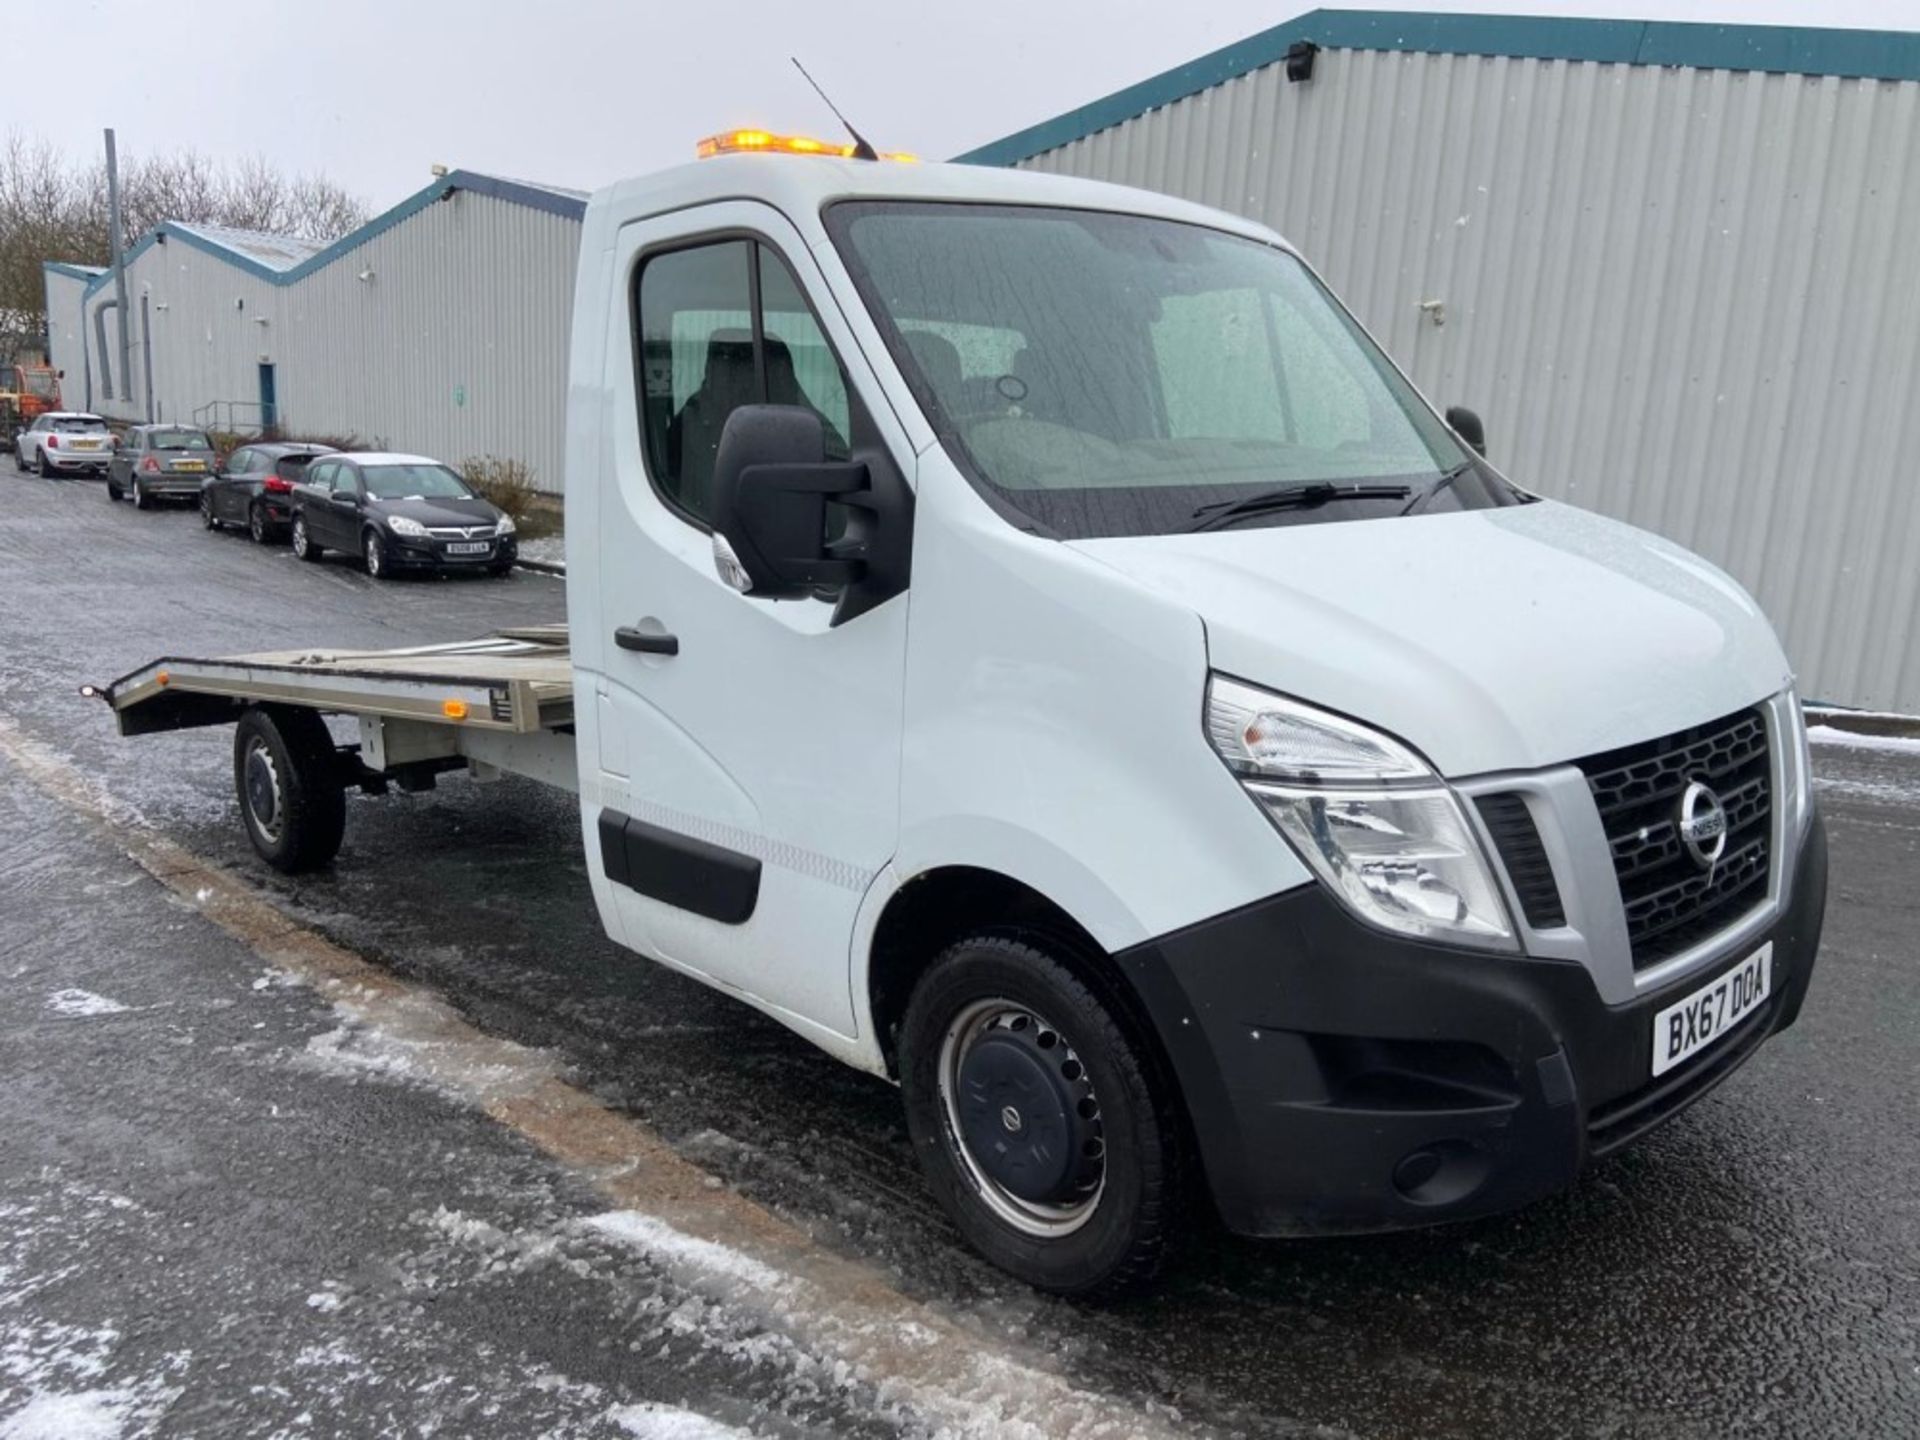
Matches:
[[955, 9, 1920, 166], [76, 170, 588, 302]]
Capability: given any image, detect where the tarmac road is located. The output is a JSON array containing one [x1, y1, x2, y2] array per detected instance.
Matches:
[[2, 474, 1916, 1438]]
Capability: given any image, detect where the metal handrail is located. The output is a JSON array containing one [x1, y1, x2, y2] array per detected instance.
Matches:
[[191, 399, 271, 434]]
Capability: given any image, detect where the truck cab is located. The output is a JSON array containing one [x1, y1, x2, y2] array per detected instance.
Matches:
[[564, 148, 1827, 1293]]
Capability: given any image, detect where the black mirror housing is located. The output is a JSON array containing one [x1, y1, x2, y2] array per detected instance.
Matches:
[[1446, 405, 1487, 457], [710, 405, 868, 598]]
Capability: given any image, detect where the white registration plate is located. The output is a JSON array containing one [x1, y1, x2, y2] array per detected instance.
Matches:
[[73, 439, 102, 450], [1651, 943, 1772, 1077], [172, 459, 205, 472], [445, 541, 490, 555]]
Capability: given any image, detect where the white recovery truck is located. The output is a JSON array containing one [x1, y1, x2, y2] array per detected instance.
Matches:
[[96, 137, 1829, 1295]]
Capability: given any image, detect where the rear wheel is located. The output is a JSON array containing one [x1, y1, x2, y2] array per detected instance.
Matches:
[[292, 514, 322, 561], [38, 450, 52, 478], [899, 934, 1186, 1297], [131, 476, 148, 509], [249, 504, 270, 544], [233, 707, 346, 873]]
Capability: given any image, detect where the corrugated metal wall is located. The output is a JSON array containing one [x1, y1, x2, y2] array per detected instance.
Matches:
[[69, 190, 578, 494], [41, 271, 92, 405], [1020, 47, 1920, 713]]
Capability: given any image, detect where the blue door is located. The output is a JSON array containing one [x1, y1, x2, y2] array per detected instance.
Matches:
[[257, 363, 277, 430]]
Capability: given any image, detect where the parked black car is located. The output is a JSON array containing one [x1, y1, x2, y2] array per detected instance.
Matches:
[[289, 453, 517, 579], [107, 425, 218, 508], [201, 442, 337, 543]]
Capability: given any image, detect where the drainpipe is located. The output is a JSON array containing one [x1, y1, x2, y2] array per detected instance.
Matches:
[[80, 294, 93, 411], [104, 130, 132, 417], [93, 298, 118, 401], [140, 292, 155, 422]]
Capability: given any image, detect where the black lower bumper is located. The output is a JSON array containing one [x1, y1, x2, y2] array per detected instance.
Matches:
[[1116, 809, 1828, 1236], [386, 538, 516, 571]]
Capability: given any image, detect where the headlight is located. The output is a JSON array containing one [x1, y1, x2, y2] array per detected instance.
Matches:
[[1206, 677, 1516, 950], [387, 515, 427, 538], [495, 514, 516, 536]]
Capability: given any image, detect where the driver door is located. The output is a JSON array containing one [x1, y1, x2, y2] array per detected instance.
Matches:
[[587, 202, 913, 1038]]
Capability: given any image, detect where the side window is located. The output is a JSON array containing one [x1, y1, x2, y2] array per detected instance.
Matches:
[[306, 461, 335, 494], [636, 236, 855, 525], [227, 448, 252, 475], [638, 240, 754, 523], [757, 249, 850, 459]]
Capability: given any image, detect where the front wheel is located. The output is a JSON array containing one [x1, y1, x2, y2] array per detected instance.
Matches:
[[201, 492, 219, 529], [899, 935, 1186, 1297], [233, 707, 346, 873], [363, 528, 390, 580], [292, 514, 322, 562]]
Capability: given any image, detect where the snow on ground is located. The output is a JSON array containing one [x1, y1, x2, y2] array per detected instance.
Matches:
[[516, 535, 566, 570], [1807, 723, 1920, 754], [582, 1213, 785, 1294], [43, 991, 128, 1018], [605, 1403, 755, 1438]]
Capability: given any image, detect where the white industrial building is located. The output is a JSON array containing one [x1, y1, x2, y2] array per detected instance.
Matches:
[[42, 171, 584, 494], [962, 9, 1920, 714]]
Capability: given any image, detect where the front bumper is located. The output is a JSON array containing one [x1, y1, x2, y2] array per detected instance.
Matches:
[[385, 534, 517, 570], [1116, 808, 1828, 1236]]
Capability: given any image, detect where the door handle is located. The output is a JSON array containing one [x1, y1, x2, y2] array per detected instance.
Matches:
[[614, 627, 679, 656]]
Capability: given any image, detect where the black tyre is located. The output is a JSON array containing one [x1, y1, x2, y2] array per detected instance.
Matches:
[[899, 935, 1185, 1297], [249, 504, 271, 544], [291, 514, 322, 561], [201, 492, 219, 529], [13, 446, 26, 472], [363, 528, 389, 579], [488, 562, 514, 579], [131, 476, 148, 509], [38, 450, 52, 478], [105, 476, 119, 501], [233, 707, 346, 873]]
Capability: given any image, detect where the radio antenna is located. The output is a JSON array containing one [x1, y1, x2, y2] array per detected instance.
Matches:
[[792, 58, 879, 161]]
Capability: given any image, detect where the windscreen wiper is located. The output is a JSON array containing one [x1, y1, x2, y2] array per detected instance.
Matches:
[[1186, 482, 1413, 532], [1399, 460, 1477, 516]]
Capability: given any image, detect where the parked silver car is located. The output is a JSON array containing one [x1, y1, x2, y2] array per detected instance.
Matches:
[[107, 425, 218, 508]]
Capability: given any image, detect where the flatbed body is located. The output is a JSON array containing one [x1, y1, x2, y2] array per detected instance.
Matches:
[[98, 626, 579, 794]]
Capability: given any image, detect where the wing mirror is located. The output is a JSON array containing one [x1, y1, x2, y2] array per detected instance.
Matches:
[[1446, 406, 1487, 457], [708, 405, 870, 599]]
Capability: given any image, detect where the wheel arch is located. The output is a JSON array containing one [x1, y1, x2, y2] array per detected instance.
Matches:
[[863, 863, 1174, 1096]]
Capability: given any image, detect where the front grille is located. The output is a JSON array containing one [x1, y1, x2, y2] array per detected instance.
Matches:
[[1577, 708, 1771, 969], [1475, 792, 1566, 928], [427, 525, 496, 540], [1586, 994, 1778, 1157]]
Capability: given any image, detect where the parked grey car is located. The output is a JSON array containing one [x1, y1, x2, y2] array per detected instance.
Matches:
[[107, 425, 219, 508]]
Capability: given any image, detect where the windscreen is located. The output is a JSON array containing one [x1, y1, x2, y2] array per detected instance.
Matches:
[[150, 428, 212, 451], [51, 416, 107, 433], [828, 202, 1496, 539], [22, 371, 58, 398], [361, 464, 473, 501]]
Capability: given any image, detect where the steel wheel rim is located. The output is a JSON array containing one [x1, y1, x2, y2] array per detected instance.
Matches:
[[365, 534, 383, 576], [936, 997, 1107, 1238], [243, 739, 284, 842], [292, 518, 307, 556]]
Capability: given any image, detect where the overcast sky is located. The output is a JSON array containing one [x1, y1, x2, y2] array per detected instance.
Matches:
[[13, 0, 1917, 212]]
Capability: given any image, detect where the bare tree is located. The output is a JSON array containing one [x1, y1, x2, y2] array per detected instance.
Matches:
[[0, 133, 368, 349]]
